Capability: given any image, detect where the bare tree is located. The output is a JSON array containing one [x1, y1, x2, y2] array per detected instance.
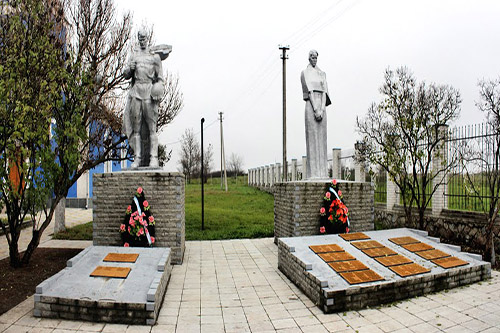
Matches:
[[178, 128, 200, 183], [459, 78, 500, 265], [202, 144, 214, 183], [228, 153, 244, 178], [357, 67, 461, 229]]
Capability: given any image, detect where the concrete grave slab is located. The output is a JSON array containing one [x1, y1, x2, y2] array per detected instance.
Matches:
[[34, 245, 172, 325], [278, 228, 491, 313]]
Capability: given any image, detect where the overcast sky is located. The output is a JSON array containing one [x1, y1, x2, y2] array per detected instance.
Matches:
[[116, 0, 500, 173]]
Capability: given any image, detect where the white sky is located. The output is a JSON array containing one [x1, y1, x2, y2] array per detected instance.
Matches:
[[116, 0, 500, 172]]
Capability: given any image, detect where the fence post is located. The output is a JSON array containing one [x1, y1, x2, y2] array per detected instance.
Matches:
[[266, 165, 271, 186], [301, 156, 307, 180], [276, 163, 282, 183], [332, 148, 341, 180], [386, 172, 398, 210], [270, 164, 275, 186], [432, 125, 449, 215], [291, 159, 297, 181]]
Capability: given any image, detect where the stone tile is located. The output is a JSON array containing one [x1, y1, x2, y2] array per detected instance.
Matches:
[[77, 322, 105, 332], [272, 318, 298, 330], [201, 323, 225, 333], [293, 315, 321, 327], [101, 324, 130, 332], [461, 318, 493, 331], [56, 320, 83, 330], [125, 326, 151, 333], [27, 328, 53, 333], [377, 319, 405, 332], [3, 325, 30, 333], [150, 325, 175, 333]]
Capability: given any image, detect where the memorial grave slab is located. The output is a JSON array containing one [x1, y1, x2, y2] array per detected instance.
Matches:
[[278, 228, 491, 313], [34, 246, 172, 325]]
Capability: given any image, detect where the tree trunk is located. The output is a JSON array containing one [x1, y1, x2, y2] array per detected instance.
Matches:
[[21, 229, 41, 266], [491, 236, 496, 267], [9, 239, 21, 268]]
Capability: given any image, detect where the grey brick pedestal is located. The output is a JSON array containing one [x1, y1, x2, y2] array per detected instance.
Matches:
[[93, 171, 185, 264], [274, 180, 374, 243]]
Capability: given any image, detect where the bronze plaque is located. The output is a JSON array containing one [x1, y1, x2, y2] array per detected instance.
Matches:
[[389, 263, 430, 277], [103, 253, 139, 263], [318, 251, 356, 262], [90, 266, 131, 278], [389, 236, 420, 245], [432, 256, 469, 269], [340, 269, 384, 284], [361, 247, 398, 258], [401, 242, 434, 253], [339, 232, 370, 241], [416, 249, 450, 260], [374, 254, 413, 267], [351, 240, 384, 250], [309, 244, 344, 253], [328, 260, 369, 273]]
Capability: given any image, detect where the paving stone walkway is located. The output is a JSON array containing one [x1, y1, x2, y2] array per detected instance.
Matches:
[[1, 236, 500, 332]]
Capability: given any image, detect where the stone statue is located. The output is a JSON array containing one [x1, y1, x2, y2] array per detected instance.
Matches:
[[301, 50, 331, 179], [123, 29, 172, 168]]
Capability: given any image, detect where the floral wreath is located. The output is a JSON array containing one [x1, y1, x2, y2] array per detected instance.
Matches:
[[119, 187, 156, 247], [319, 179, 350, 234]]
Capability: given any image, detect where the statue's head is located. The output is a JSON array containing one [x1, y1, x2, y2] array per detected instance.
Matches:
[[138, 28, 148, 50], [309, 50, 318, 67]]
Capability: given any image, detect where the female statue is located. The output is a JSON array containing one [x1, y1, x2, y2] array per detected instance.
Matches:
[[300, 50, 331, 179]]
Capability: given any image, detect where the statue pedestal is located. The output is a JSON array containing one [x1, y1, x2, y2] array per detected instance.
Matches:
[[273, 180, 374, 243], [93, 171, 185, 264]]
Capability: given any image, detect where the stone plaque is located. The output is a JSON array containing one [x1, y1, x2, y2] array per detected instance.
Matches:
[[432, 256, 468, 269], [374, 254, 413, 267], [389, 263, 430, 277], [361, 247, 398, 258], [339, 232, 370, 241], [339, 269, 384, 284], [328, 260, 368, 273], [351, 240, 384, 250], [90, 266, 131, 279], [103, 253, 139, 263], [389, 236, 420, 245], [416, 249, 450, 260], [309, 244, 344, 253], [401, 242, 434, 253], [318, 251, 356, 262]]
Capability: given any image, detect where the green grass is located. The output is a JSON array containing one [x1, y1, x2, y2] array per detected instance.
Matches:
[[53, 221, 93, 240], [52, 176, 275, 241], [185, 176, 274, 240]]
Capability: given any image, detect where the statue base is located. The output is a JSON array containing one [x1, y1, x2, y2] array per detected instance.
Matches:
[[274, 180, 374, 243], [92, 171, 185, 264]]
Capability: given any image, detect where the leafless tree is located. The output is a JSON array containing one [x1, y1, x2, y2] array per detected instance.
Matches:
[[202, 144, 214, 183], [459, 78, 500, 265], [178, 128, 200, 183], [228, 153, 244, 178], [357, 67, 461, 229]]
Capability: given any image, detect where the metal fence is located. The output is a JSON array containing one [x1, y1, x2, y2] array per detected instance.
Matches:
[[446, 123, 498, 212]]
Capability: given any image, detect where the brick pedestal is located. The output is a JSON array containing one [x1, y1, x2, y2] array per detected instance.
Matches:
[[93, 171, 185, 264], [274, 180, 374, 243]]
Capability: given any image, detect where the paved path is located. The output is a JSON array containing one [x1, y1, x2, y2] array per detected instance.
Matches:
[[1, 237, 500, 332]]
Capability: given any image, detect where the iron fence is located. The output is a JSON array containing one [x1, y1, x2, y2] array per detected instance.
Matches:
[[446, 123, 498, 212]]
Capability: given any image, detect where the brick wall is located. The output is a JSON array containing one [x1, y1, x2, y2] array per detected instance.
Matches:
[[93, 171, 185, 264], [375, 203, 500, 257], [274, 180, 374, 242]]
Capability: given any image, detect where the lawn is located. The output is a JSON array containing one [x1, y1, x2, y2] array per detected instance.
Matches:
[[185, 176, 274, 240], [54, 176, 275, 241]]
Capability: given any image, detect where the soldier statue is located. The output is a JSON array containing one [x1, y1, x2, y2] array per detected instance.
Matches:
[[123, 28, 171, 168]]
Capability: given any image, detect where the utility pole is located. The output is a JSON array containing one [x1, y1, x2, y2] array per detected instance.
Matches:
[[201, 118, 205, 230], [219, 112, 228, 191], [279, 45, 289, 182]]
